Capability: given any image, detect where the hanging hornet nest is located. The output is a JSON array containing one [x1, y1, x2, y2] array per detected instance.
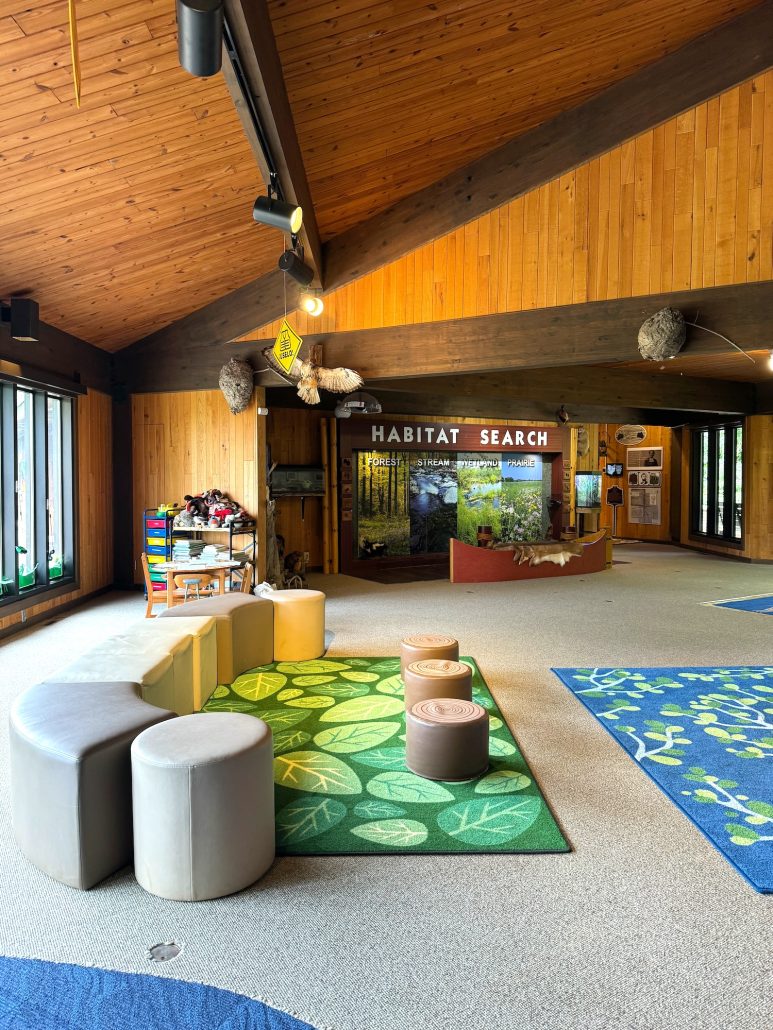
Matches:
[[637, 307, 686, 361], [218, 357, 254, 414], [262, 346, 363, 405]]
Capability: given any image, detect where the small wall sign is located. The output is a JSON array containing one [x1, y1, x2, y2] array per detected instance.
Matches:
[[615, 424, 648, 445]]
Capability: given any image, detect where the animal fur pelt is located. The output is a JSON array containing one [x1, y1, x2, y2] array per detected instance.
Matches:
[[515, 540, 584, 567], [492, 540, 584, 567], [262, 348, 363, 405]]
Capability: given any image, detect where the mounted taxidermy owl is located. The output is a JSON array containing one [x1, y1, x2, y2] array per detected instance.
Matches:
[[262, 347, 363, 405]]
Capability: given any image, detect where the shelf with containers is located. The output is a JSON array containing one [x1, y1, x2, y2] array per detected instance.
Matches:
[[143, 508, 176, 596]]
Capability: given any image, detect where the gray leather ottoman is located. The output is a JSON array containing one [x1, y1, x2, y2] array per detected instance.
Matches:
[[9, 681, 174, 889], [131, 713, 275, 901], [159, 594, 273, 683]]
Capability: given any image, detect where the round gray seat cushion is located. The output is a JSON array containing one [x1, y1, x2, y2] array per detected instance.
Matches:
[[131, 712, 275, 901]]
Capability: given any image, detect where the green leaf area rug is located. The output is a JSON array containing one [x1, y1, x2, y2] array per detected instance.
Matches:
[[204, 657, 569, 857]]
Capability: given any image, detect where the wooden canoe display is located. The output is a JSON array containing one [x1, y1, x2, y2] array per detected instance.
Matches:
[[450, 531, 607, 584]]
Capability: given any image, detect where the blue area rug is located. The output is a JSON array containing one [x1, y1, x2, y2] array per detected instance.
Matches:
[[0, 957, 315, 1030], [704, 594, 773, 615], [552, 666, 773, 893]]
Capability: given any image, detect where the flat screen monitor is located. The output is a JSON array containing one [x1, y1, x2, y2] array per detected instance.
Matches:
[[575, 471, 602, 510]]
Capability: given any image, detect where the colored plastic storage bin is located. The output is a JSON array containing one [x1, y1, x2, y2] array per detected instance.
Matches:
[[146, 527, 166, 539], [146, 543, 167, 556], [146, 554, 165, 565], [146, 518, 166, 529]]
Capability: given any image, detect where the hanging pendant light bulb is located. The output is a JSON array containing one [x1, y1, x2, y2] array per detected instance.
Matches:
[[768, 350, 773, 372], [300, 293, 324, 317]]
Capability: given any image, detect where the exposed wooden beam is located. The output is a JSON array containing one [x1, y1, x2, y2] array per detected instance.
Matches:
[[222, 0, 322, 283], [325, 3, 773, 290], [114, 267, 301, 385], [0, 321, 111, 394], [123, 4, 773, 355], [263, 282, 773, 384], [373, 367, 756, 415], [117, 282, 773, 395], [264, 388, 685, 428]]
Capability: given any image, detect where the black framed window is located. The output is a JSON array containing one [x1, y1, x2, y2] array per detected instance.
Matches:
[[690, 422, 743, 545], [1, 382, 75, 606]]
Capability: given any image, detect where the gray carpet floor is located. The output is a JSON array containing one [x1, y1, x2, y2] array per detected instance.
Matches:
[[0, 545, 771, 1030]]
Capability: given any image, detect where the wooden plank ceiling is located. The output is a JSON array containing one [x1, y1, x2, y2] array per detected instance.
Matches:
[[0, 0, 278, 350], [0, 0, 768, 357], [268, 0, 764, 239]]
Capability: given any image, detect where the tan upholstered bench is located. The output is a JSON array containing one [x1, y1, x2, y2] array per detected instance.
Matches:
[[159, 594, 273, 683], [9, 681, 174, 889]]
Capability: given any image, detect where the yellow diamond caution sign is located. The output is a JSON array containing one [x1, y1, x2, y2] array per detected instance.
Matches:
[[273, 319, 303, 373]]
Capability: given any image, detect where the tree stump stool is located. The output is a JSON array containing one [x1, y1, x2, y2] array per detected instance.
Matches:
[[406, 698, 489, 781], [403, 659, 472, 710], [399, 633, 459, 678]]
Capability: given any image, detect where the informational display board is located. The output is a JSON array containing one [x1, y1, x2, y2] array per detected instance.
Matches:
[[628, 487, 661, 525], [354, 450, 552, 558]]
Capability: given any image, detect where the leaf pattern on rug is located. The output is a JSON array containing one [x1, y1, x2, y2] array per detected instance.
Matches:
[[206, 657, 568, 857], [555, 666, 773, 892]]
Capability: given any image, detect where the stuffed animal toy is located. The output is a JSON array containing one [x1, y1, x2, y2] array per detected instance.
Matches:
[[183, 494, 209, 518]]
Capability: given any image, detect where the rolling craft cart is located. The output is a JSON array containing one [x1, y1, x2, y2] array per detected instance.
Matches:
[[142, 508, 177, 598]]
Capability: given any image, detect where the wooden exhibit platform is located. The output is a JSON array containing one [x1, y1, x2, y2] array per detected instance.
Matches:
[[450, 531, 608, 584]]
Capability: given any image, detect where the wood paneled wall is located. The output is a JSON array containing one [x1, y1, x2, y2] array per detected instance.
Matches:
[[247, 73, 773, 342], [679, 414, 773, 560], [267, 408, 327, 569], [131, 389, 266, 584], [576, 423, 674, 542], [0, 388, 114, 633]]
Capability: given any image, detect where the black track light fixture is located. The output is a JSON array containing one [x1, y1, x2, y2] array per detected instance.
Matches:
[[253, 173, 303, 235], [1, 298, 39, 342], [176, 0, 224, 78], [278, 247, 314, 287]]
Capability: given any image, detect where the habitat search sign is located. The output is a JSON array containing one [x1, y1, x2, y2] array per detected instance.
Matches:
[[342, 418, 563, 453]]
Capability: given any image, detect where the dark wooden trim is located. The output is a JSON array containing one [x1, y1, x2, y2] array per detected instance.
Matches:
[[755, 379, 773, 413], [112, 394, 134, 588], [119, 5, 773, 355], [222, 0, 322, 282], [264, 387, 664, 425], [374, 366, 755, 415], [0, 322, 112, 394], [364, 391, 686, 428]]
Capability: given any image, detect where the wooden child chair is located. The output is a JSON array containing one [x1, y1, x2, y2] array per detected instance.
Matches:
[[173, 572, 216, 603]]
